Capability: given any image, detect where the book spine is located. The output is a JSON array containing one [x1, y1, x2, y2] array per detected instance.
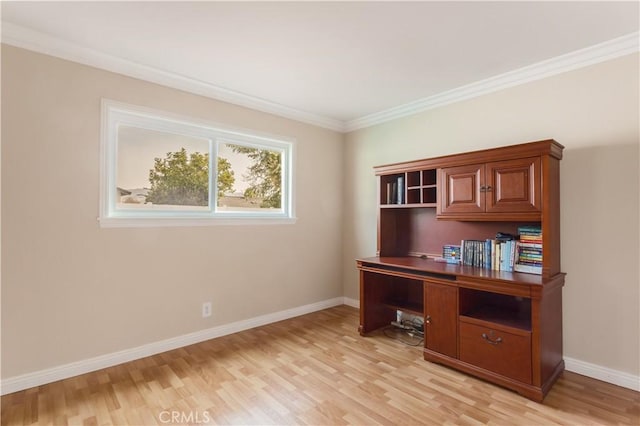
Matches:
[[470, 241, 474, 267], [397, 176, 404, 204], [485, 239, 491, 269], [391, 182, 397, 205], [491, 239, 497, 270], [509, 240, 516, 272], [473, 240, 480, 268], [465, 240, 471, 266], [518, 243, 542, 249], [514, 263, 542, 275]]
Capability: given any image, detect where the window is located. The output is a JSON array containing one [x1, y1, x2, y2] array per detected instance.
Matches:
[[100, 100, 294, 227]]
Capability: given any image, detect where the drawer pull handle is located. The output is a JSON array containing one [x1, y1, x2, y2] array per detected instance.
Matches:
[[481, 332, 503, 345], [425, 315, 432, 325]]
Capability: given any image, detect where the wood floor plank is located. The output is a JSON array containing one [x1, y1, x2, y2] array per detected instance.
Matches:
[[2, 305, 639, 425]]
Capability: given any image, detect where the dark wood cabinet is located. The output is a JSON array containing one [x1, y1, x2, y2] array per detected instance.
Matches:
[[439, 157, 541, 217], [357, 140, 564, 402]]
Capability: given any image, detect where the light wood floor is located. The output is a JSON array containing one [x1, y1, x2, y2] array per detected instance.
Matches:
[[2, 305, 639, 425]]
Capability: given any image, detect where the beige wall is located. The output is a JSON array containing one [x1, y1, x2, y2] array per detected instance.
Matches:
[[1, 46, 344, 378], [2, 44, 639, 383], [343, 53, 640, 376]]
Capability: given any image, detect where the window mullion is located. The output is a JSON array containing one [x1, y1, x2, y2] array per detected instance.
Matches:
[[211, 138, 219, 216]]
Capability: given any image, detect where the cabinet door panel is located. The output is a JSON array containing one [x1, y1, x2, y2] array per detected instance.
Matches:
[[438, 164, 484, 214], [486, 157, 541, 213], [460, 321, 531, 384], [424, 281, 457, 358], [459, 321, 532, 384]]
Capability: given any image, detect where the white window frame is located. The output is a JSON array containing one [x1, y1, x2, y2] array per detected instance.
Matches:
[[100, 100, 295, 227]]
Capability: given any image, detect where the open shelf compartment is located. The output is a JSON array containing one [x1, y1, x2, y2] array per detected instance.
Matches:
[[459, 288, 532, 332]]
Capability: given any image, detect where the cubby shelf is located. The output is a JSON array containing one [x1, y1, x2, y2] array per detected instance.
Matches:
[[380, 168, 438, 207]]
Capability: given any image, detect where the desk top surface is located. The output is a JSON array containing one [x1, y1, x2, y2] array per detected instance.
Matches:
[[356, 256, 561, 286]]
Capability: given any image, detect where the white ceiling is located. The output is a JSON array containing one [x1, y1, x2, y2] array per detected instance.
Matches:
[[2, 2, 639, 131]]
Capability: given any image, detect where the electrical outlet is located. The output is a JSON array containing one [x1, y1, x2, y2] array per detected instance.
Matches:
[[202, 302, 212, 318]]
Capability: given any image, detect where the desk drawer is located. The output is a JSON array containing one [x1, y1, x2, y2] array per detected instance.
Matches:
[[459, 321, 532, 384]]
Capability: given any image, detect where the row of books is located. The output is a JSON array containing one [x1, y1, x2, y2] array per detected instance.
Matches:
[[385, 176, 405, 204], [461, 239, 518, 272], [513, 226, 542, 274], [440, 226, 543, 275]]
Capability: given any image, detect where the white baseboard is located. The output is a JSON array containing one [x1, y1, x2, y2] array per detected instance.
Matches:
[[564, 356, 640, 392], [4, 298, 637, 395], [0, 297, 346, 395], [343, 297, 359, 308]]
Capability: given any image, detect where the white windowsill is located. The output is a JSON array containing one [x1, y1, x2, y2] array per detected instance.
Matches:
[[98, 216, 297, 228]]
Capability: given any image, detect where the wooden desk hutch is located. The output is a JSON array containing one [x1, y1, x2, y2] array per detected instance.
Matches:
[[357, 140, 564, 402]]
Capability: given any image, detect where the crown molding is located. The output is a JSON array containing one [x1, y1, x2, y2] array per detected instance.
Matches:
[[2, 22, 637, 134], [345, 31, 640, 132], [1, 22, 346, 132]]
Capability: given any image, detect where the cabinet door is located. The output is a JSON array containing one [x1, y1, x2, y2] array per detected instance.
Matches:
[[485, 157, 541, 213], [438, 164, 484, 214], [424, 281, 457, 358]]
